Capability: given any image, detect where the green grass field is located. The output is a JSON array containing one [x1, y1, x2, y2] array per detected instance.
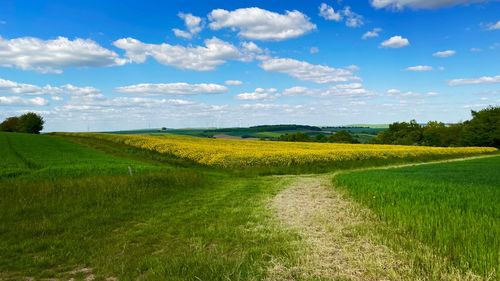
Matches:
[[334, 156, 500, 278], [0, 132, 165, 181], [0, 132, 303, 280], [1, 131, 498, 280]]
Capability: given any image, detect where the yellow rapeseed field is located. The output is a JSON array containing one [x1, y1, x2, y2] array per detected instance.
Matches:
[[58, 133, 497, 168]]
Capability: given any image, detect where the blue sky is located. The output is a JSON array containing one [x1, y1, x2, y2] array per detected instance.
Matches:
[[0, 0, 499, 131]]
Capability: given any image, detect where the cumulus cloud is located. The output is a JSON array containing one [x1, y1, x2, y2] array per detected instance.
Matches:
[[113, 37, 241, 71], [448, 75, 500, 86], [172, 12, 204, 39], [259, 57, 360, 84], [380, 36, 410, 48], [0, 77, 101, 96], [318, 4, 363, 27], [371, 0, 490, 10], [282, 83, 372, 98], [433, 50, 456, 57], [0, 36, 127, 74], [208, 7, 316, 41], [235, 88, 277, 100], [489, 20, 500, 30], [404, 65, 434, 71], [318, 3, 342, 21], [341, 7, 364, 27], [225, 80, 243, 85], [0, 96, 48, 106], [362, 28, 382, 39], [115, 82, 228, 96]]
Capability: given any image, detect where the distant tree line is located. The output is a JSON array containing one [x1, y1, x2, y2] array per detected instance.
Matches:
[[0, 112, 44, 134], [370, 106, 499, 148], [272, 130, 360, 144], [206, 124, 322, 133]]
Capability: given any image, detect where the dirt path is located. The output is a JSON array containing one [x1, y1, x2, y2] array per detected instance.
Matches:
[[268, 155, 497, 280]]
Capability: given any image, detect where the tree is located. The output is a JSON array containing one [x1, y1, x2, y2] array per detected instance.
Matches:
[[16, 112, 44, 134], [422, 121, 446, 146], [328, 130, 360, 144], [459, 106, 500, 148], [0, 117, 20, 132], [371, 120, 422, 145]]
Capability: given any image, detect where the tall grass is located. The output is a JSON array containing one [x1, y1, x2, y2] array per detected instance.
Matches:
[[334, 156, 500, 278]]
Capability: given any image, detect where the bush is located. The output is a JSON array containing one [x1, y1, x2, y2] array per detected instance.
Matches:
[[0, 117, 20, 132], [0, 113, 44, 134]]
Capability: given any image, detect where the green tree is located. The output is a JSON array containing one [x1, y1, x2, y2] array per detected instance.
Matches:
[[0, 117, 20, 132], [328, 130, 360, 144], [372, 120, 422, 145], [422, 121, 446, 146], [459, 106, 500, 148], [17, 112, 44, 134]]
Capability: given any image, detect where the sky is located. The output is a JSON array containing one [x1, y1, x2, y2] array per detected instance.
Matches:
[[0, 0, 499, 132]]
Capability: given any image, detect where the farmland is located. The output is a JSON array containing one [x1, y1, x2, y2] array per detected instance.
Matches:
[[0, 131, 499, 280], [334, 157, 500, 278], [54, 133, 495, 170]]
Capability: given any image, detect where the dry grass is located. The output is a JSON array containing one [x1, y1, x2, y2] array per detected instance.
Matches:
[[269, 171, 485, 280]]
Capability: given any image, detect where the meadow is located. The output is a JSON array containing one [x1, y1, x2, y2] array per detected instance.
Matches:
[[1, 131, 498, 280]]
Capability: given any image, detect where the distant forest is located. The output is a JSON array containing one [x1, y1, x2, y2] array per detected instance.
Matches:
[[273, 106, 499, 148]]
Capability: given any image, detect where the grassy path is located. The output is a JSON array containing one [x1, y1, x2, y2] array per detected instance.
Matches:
[[269, 155, 498, 280]]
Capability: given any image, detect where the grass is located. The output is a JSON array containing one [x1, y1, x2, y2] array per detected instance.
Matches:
[[2, 131, 499, 280], [0, 132, 303, 280], [334, 156, 500, 279], [0, 132, 164, 181]]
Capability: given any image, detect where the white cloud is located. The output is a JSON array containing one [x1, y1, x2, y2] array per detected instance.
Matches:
[[470, 48, 482, 52], [404, 65, 434, 71], [0, 96, 48, 106], [310, 47, 319, 54], [0, 77, 101, 96], [0, 36, 127, 73], [208, 7, 316, 41], [113, 37, 241, 71], [362, 28, 382, 39], [318, 3, 342, 21], [371, 0, 490, 9], [341, 6, 364, 27], [433, 50, 456, 57], [380, 36, 410, 48], [282, 83, 372, 98], [235, 88, 277, 100], [387, 89, 439, 98], [0, 78, 44, 95], [448, 75, 500, 86], [259, 57, 360, 84], [488, 20, 500, 30], [172, 12, 203, 39], [172, 29, 192, 39], [51, 96, 64, 101], [115, 82, 228, 96], [241, 41, 262, 53], [225, 80, 243, 86]]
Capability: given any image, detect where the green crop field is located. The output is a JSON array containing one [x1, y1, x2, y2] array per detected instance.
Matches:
[[334, 156, 500, 278], [0, 132, 166, 181], [1, 131, 498, 280]]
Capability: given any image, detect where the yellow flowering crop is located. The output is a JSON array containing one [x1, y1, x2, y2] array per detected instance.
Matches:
[[58, 133, 497, 168]]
